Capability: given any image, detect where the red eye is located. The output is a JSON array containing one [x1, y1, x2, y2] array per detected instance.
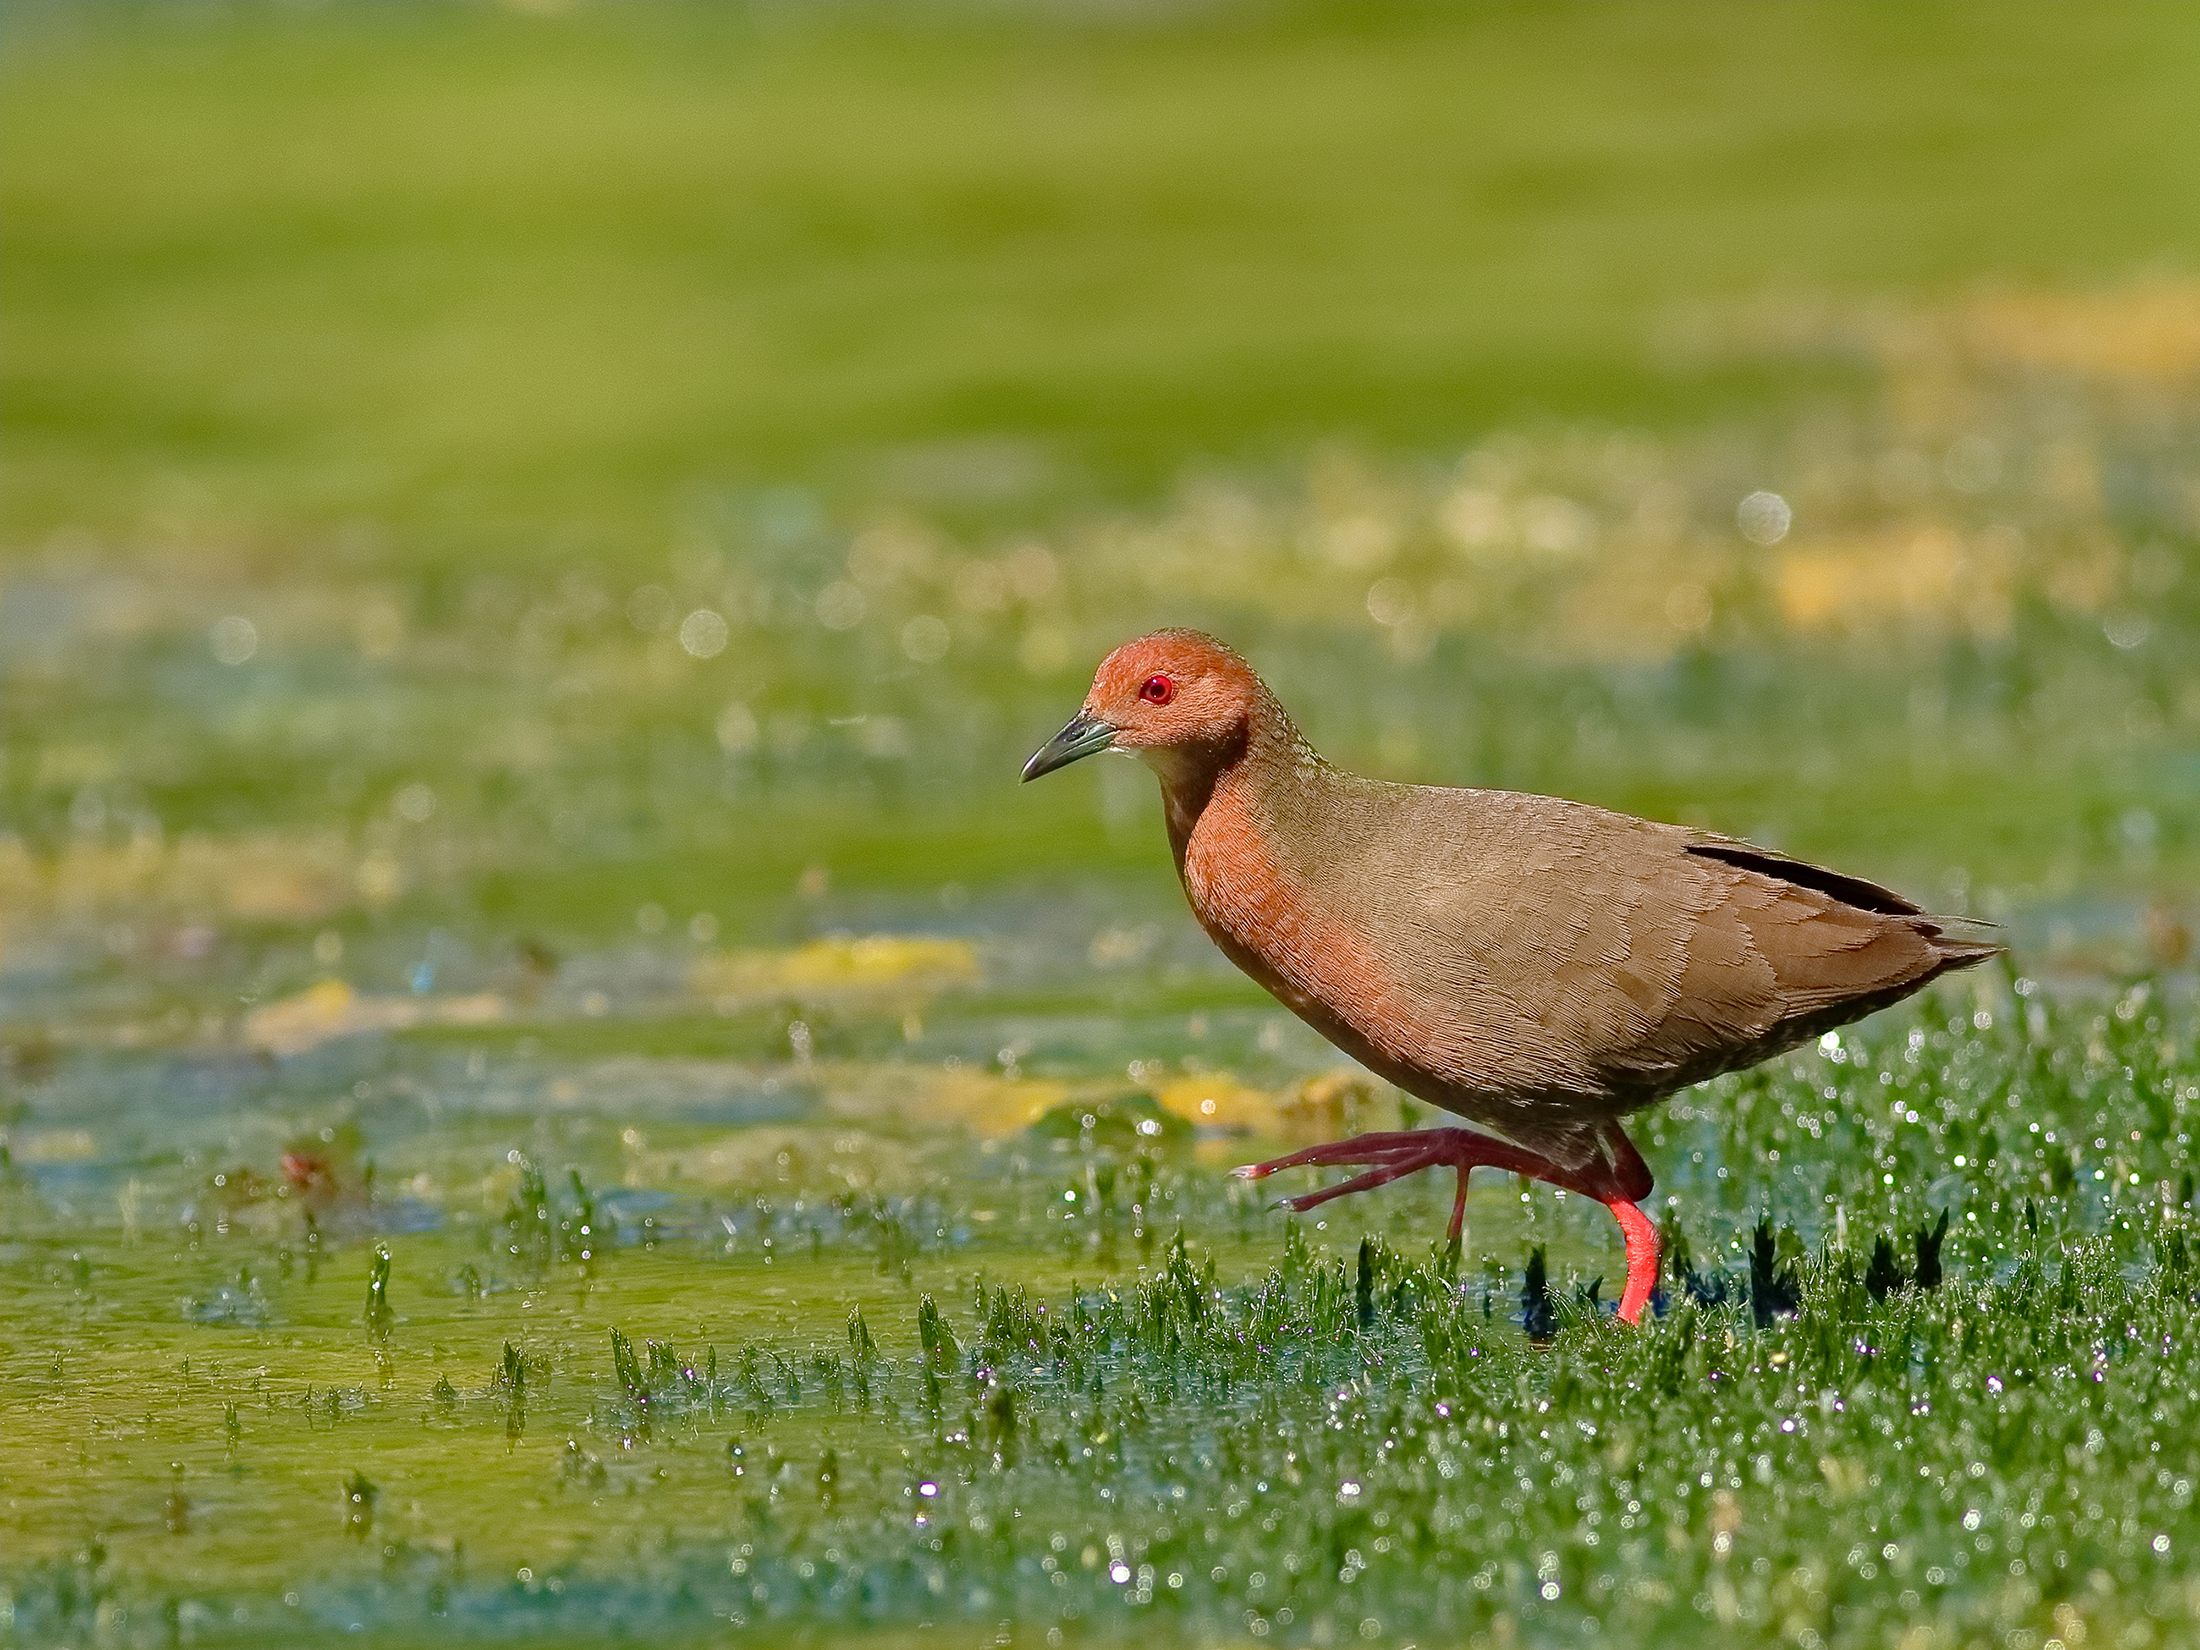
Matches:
[[1139, 674, 1174, 705]]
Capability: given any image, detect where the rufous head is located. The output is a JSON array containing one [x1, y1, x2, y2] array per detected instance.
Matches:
[[1021, 629, 1269, 782]]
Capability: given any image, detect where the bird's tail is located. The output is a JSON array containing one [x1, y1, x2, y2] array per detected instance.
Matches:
[[1918, 919, 2005, 972]]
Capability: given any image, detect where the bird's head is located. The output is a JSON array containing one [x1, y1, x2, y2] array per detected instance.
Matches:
[[1021, 629, 1268, 783]]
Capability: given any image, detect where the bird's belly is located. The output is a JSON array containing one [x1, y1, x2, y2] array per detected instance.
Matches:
[[1180, 853, 1536, 1121], [1180, 843, 1639, 1133]]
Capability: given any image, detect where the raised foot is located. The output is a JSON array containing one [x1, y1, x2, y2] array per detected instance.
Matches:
[[1235, 1127, 1548, 1247], [1232, 1129, 1453, 1194], [1235, 1126, 1662, 1327]]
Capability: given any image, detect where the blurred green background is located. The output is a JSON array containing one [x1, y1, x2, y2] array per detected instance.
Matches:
[[5, 3, 2200, 1642], [4, 0, 2199, 948], [6, 0, 2199, 544]]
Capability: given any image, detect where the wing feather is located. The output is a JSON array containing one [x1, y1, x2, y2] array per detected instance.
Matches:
[[1282, 783, 1991, 1132]]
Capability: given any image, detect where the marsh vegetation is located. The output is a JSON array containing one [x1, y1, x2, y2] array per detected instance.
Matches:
[[4, 1, 2200, 1644]]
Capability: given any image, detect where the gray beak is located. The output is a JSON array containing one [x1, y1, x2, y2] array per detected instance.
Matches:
[[1021, 712, 1117, 782]]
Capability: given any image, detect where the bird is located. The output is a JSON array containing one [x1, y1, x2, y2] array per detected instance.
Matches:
[[1021, 629, 1998, 1324]]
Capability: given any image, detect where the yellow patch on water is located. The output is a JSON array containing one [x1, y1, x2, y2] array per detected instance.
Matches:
[[244, 979, 507, 1056], [5, 1127, 99, 1162], [1156, 1068, 1404, 1153], [691, 935, 981, 1003], [1154, 1072, 1281, 1130], [1279, 1069, 1393, 1132], [606, 1061, 1081, 1186], [890, 1064, 1069, 1137]]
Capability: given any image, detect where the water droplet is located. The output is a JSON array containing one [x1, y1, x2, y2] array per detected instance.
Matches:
[[210, 615, 257, 665], [1365, 578, 1415, 627], [679, 608, 729, 658], [1736, 491, 1791, 545], [2104, 612, 2150, 649]]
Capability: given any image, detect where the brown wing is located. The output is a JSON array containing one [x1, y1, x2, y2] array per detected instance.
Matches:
[[1288, 784, 1996, 1156], [1596, 839, 1996, 1094]]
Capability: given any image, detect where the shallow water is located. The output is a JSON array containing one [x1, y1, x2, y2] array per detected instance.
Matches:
[[6, 855, 2200, 1649], [6, 42, 2200, 1632]]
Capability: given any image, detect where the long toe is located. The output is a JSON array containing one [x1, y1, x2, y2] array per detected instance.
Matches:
[[1234, 1131, 1434, 1180], [1277, 1156, 1436, 1213]]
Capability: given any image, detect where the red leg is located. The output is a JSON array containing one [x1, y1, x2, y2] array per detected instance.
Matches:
[[1237, 1123, 1661, 1326], [1590, 1126, 1659, 1325], [1606, 1198, 1660, 1326]]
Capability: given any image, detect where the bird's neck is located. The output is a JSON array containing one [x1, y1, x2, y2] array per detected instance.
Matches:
[[1148, 696, 1311, 869]]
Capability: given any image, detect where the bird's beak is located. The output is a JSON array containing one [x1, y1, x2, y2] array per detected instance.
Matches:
[[1021, 711, 1117, 782]]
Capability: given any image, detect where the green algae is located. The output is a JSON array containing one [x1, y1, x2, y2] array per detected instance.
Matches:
[[5, 978, 2200, 1647]]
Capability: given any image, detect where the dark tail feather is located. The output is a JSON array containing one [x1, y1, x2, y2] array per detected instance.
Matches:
[[1920, 925, 2004, 973]]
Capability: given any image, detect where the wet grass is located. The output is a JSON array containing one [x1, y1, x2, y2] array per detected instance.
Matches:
[[4, 978, 2200, 1647]]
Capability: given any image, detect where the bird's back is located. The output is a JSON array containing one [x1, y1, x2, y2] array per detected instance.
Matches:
[[1180, 763, 1995, 1153]]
